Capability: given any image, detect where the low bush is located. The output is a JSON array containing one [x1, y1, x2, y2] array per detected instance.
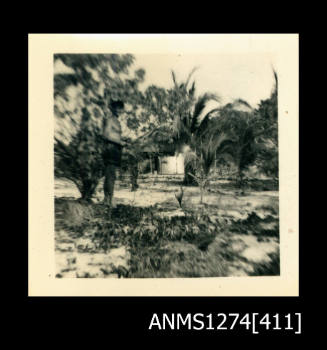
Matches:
[[89, 204, 220, 251]]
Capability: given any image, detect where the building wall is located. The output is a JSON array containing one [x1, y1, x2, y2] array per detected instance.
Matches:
[[159, 154, 184, 175]]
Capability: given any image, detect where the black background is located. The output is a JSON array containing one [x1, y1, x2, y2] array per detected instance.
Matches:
[[20, 25, 308, 340]]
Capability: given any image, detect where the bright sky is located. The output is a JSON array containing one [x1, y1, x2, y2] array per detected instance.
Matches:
[[134, 53, 276, 109]]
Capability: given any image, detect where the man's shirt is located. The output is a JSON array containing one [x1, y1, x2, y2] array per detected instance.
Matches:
[[103, 114, 122, 145]]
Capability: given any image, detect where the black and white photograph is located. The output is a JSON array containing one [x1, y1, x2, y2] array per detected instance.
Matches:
[[29, 34, 298, 296]]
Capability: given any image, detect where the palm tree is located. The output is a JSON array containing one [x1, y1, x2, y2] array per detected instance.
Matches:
[[215, 98, 275, 190], [254, 68, 278, 179], [218, 69, 278, 188], [155, 68, 222, 184], [186, 130, 232, 202], [136, 67, 226, 185]]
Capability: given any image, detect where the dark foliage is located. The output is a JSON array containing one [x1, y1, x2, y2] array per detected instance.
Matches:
[[54, 54, 146, 201], [250, 252, 280, 276], [230, 212, 279, 238]]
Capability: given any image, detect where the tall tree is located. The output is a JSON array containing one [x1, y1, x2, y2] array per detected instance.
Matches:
[[186, 130, 232, 202], [214, 100, 258, 187], [254, 69, 278, 180], [213, 69, 279, 188], [54, 54, 146, 201]]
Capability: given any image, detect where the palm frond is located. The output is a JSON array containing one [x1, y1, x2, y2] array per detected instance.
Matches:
[[54, 137, 71, 154], [230, 99, 253, 112], [233, 98, 252, 108], [183, 149, 197, 166], [172, 114, 181, 138], [273, 69, 278, 86], [196, 131, 232, 176], [171, 70, 178, 88], [211, 132, 231, 152], [195, 107, 221, 137], [188, 81, 196, 97], [191, 93, 221, 133], [185, 67, 199, 89], [272, 67, 278, 96]]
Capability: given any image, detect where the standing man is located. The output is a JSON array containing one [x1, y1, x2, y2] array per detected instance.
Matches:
[[102, 100, 125, 207]]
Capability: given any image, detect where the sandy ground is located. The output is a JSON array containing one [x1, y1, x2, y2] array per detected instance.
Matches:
[[55, 176, 279, 278], [55, 177, 278, 213]]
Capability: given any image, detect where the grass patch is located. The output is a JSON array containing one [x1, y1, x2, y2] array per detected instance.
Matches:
[[249, 251, 280, 276], [55, 198, 94, 232], [57, 201, 229, 277], [89, 204, 219, 252], [216, 178, 278, 192], [230, 211, 279, 238], [129, 240, 229, 278], [55, 197, 280, 278]]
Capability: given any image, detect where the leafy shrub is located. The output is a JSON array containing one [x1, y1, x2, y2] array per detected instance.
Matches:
[[84, 204, 222, 256]]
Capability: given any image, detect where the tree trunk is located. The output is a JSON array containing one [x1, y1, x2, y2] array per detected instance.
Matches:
[[183, 161, 197, 186], [119, 168, 124, 181], [236, 153, 243, 190], [237, 166, 245, 194], [149, 155, 153, 174], [80, 178, 98, 203], [130, 161, 139, 192]]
